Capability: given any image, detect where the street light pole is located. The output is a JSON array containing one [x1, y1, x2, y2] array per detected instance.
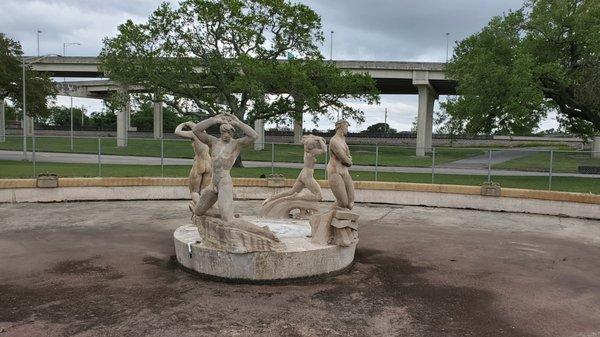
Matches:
[[330, 30, 334, 61], [445, 33, 450, 63], [70, 96, 74, 151], [63, 42, 81, 151], [37, 30, 41, 56], [21, 54, 62, 160], [22, 57, 27, 160]]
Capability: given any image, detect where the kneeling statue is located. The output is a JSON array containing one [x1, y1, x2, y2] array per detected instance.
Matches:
[[260, 135, 327, 219]]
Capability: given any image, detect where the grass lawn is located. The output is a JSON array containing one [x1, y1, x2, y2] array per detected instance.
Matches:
[[494, 150, 600, 173], [0, 136, 484, 167], [1, 160, 597, 194]]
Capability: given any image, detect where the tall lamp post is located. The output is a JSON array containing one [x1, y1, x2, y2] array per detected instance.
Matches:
[[22, 54, 62, 160], [63, 42, 81, 151], [445, 33, 450, 63], [329, 30, 334, 61], [36, 29, 42, 56]]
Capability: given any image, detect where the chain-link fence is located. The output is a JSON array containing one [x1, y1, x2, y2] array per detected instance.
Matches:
[[1, 135, 598, 194]]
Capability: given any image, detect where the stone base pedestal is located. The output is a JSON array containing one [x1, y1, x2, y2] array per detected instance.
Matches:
[[174, 218, 356, 281]]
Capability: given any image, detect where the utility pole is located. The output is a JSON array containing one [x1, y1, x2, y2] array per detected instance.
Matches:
[[384, 107, 388, 133]]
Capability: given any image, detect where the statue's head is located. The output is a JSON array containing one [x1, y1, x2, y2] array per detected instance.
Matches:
[[335, 120, 349, 136], [220, 123, 235, 142], [301, 135, 320, 151]]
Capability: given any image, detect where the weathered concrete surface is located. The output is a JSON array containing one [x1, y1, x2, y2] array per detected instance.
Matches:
[[2, 184, 598, 219], [1, 200, 600, 336]]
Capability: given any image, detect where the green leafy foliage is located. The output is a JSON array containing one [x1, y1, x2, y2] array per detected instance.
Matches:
[[99, 0, 379, 126], [41, 106, 90, 128], [362, 122, 397, 134], [0, 33, 56, 118], [442, 0, 600, 138]]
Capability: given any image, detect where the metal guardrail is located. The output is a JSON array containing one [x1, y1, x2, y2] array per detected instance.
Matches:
[[0, 135, 598, 193]]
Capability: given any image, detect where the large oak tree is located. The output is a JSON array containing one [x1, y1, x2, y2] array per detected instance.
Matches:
[[99, 0, 379, 127], [440, 0, 600, 138], [0, 33, 56, 119]]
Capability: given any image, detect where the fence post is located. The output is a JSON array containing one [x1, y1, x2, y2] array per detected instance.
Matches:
[[431, 147, 436, 184], [324, 146, 328, 180], [487, 149, 492, 184], [32, 135, 36, 177], [548, 149, 554, 190], [374, 144, 379, 181], [271, 143, 274, 175], [160, 137, 164, 177], [98, 137, 102, 177]]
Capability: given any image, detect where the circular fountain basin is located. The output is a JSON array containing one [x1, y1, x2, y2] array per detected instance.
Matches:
[[173, 217, 356, 281]]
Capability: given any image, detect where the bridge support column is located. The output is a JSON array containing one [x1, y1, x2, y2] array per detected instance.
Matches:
[[117, 98, 130, 147], [415, 84, 437, 157], [593, 136, 600, 159], [0, 99, 5, 142], [293, 114, 303, 144], [153, 101, 163, 139], [254, 119, 265, 150]]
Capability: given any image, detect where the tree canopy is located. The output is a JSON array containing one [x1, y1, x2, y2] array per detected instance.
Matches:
[[441, 0, 600, 138], [362, 122, 397, 134], [99, 0, 379, 126], [0, 33, 56, 118]]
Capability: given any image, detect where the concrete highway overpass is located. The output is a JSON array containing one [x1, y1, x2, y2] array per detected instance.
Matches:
[[26, 56, 457, 155]]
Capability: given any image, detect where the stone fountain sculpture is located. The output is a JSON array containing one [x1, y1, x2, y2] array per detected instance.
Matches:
[[188, 113, 284, 253], [173, 117, 358, 281], [309, 120, 359, 247], [174, 121, 212, 210], [259, 135, 327, 219]]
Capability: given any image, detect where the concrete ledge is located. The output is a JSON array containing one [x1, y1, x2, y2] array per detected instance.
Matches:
[[0, 178, 598, 219], [1, 177, 598, 204]]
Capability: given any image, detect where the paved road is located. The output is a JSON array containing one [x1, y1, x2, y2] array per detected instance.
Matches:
[[1, 150, 599, 178], [1, 200, 599, 336]]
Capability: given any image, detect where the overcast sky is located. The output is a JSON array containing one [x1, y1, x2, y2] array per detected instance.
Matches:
[[2, 0, 556, 132]]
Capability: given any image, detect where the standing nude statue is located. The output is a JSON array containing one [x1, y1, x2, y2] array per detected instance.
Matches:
[[191, 113, 258, 222], [263, 135, 327, 205], [174, 121, 212, 208], [327, 120, 355, 210]]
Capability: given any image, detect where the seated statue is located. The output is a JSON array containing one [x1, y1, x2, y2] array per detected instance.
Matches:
[[174, 121, 212, 209], [189, 113, 284, 253], [260, 135, 327, 219], [309, 120, 359, 247]]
